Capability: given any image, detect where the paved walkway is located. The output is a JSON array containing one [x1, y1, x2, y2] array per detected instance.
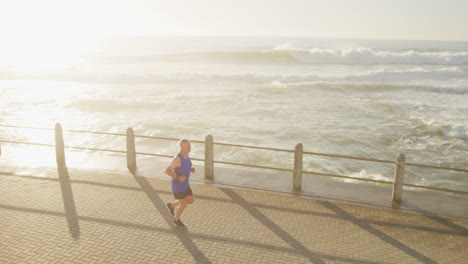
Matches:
[[0, 165, 467, 264]]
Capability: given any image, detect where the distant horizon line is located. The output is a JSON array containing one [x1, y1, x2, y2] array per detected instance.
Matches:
[[78, 33, 468, 43]]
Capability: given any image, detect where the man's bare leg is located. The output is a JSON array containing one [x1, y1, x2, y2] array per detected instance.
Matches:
[[175, 199, 187, 220], [170, 200, 180, 208], [185, 195, 194, 205]]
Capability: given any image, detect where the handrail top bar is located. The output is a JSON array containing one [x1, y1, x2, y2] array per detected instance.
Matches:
[[303, 151, 395, 164], [303, 170, 394, 185], [0, 124, 127, 137], [0, 140, 56, 147], [2, 139, 468, 195], [133, 134, 294, 153], [65, 130, 126, 137], [0, 124, 55, 131], [134, 135, 179, 141], [133, 134, 205, 144], [2, 124, 467, 173], [214, 142, 295, 153], [406, 163, 468, 173], [214, 160, 294, 172]]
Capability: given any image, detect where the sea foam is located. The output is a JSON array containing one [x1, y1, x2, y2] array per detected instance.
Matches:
[[159, 47, 468, 65]]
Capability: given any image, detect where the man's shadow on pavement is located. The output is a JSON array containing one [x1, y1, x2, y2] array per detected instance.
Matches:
[[129, 168, 211, 264], [57, 165, 80, 239]]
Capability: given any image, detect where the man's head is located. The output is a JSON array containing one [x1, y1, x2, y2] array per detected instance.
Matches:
[[179, 139, 191, 154]]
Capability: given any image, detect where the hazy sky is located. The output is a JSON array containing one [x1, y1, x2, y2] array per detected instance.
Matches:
[[1, 0, 468, 41]]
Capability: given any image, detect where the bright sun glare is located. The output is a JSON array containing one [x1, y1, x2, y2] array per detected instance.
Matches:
[[3, 34, 85, 71], [1, 1, 100, 71]]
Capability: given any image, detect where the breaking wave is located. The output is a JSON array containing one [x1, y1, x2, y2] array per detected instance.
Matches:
[[155, 47, 468, 65], [403, 120, 468, 141], [2, 66, 466, 93]]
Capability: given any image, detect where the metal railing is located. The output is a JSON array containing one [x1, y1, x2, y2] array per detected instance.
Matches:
[[1, 123, 467, 202]]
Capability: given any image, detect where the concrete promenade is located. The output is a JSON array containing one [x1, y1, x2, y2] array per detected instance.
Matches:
[[1, 164, 467, 264]]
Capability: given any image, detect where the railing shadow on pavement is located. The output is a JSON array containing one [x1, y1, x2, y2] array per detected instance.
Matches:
[[220, 187, 327, 264], [1, 169, 466, 239], [402, 201, 468, 236], [0, 167, 82, 239], [0, 169, 383, 264], [3, 165, 466, 263], [0, 201, 384, 264], [318, 201, 437, 264], [57, 165, 80, 239]]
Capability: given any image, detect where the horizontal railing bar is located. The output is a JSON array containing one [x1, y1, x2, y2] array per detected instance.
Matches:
[[64, 130, 126, 137], [303, 151, 395, 164], [214, 160, 294, 172], [64, 146, 126, 154], [403, 183, 468, 195], [213, 142, 295, 153], [5, 125, 466, 173], [133, 134, 205, 144], [0, 125, 127, 137], [303, 170, 394, 184], [406, 163, 468, 173], [134, 135, 294, 151], [5, 138, 465, 195], [0, 124, 55, 131], [0, 140, 55, 147], [134, 135, 179, 141], [3, 137, 467, 174], [191, 140, 209, 144], [135, 152, 173, 158], [0, 140, 127, 155], [134, 152, 204, 162], [3, 125, 468, 175], [4, 135, 468, 196]]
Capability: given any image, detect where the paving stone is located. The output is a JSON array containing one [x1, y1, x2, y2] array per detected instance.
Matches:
[[0, 164, 467, 263]]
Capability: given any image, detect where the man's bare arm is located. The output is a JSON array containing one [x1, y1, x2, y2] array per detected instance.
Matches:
[[165, 156, 181, 180]]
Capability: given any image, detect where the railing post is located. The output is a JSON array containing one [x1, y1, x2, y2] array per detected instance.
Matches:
[[293, 143, 303, 191], [55, 123, 66, 167], [205, 135, 214, 181], [392, 154, 405, 203], [126, 127, 137, 171]]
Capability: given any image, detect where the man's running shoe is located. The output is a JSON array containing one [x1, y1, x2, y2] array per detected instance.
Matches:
[[173, 219, 185, 227]]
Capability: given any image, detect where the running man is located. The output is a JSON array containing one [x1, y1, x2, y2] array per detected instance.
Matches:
[[165, 139, 195, 227]]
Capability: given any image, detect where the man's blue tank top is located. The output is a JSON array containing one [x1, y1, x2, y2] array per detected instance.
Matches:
[[172, 153, 192, 192]]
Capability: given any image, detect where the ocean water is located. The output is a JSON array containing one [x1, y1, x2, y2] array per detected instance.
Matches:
[[0, 36, 467, 192]]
